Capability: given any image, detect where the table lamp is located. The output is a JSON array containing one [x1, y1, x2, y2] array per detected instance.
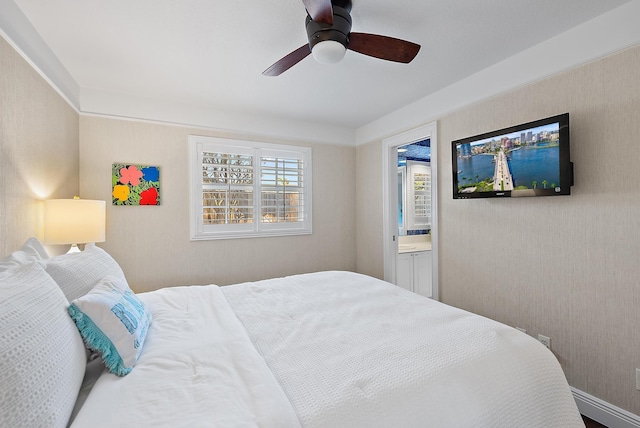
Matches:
[[44, 197, 106, 253]]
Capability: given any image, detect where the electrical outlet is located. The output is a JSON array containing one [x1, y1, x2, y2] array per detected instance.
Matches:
[[636, 368, 640, 391], [537, 334, 551, 350], [515, 327, 527, 334]]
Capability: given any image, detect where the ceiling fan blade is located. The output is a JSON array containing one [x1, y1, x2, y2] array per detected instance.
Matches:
[[301, 0, 333, 24], [263, 45, 312, 76], [348, 32, 420, 63]]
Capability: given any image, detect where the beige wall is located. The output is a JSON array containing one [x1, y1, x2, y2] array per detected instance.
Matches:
[[357, 45, 640, 415], [79, 116, 357, 291], [355, 141, 384, 279], [0, 36, 79, 256]]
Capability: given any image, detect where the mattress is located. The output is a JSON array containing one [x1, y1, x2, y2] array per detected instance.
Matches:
[[72, 271, 584, 427]]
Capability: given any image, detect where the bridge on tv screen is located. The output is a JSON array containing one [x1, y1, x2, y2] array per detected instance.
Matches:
[[493, 149, 514, 191]]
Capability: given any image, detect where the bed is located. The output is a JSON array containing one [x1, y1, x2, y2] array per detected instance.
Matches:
[[0, 239, 584, 427]]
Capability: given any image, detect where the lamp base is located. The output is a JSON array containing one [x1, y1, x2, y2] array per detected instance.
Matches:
[[66, 244, 82, 254]]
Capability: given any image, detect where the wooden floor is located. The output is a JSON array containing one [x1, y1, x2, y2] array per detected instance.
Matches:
[[583, 415, 607, 427]]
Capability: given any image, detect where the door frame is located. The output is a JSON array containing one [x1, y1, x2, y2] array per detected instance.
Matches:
[[381, 122, 439, 300]]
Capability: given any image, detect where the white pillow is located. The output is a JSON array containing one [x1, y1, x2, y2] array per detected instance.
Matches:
[[0, 262, 86, 428], [68, 275, 152, 376], [0, 237, 49, 272], [43, 243, 126, 302]]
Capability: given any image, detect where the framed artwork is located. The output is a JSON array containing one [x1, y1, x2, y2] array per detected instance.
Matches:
[[112, 163, 160, 206]]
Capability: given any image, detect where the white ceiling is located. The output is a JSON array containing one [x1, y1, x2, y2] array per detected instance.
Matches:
[[5, 0, 635, 134]]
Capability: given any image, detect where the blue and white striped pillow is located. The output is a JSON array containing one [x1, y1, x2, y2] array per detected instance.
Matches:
[[68, 275, 152, 376]]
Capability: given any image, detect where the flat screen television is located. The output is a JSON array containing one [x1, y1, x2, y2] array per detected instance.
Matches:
[[452, 113, 573, 199]]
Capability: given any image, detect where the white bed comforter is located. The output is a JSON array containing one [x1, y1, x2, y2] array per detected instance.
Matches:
[[73, 271, 583, 427], [71, 284, 301, 428], [221, 271, 584, 428]]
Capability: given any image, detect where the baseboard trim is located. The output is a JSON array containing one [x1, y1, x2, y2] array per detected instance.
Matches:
[[572, 387, 640, 428]]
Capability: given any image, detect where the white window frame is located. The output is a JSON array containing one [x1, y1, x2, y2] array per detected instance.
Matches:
[[189, 135, 312, 240]]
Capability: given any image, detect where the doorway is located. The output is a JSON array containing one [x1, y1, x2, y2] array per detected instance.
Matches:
[[382, 122, 438, 300]]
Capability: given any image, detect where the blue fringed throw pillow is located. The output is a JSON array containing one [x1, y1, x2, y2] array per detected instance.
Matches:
[[68, 275, 152, 376]]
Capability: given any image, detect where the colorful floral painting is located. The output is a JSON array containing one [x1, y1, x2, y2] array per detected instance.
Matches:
[[112, 164, 160, 206]]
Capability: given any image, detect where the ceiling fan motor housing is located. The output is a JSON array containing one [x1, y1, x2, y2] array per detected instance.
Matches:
[[305, 5, 352, 50]]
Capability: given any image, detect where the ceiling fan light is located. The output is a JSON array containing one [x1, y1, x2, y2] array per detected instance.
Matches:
[[311, 40, 347, 64]]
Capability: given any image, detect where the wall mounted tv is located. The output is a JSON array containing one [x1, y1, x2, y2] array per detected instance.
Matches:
[[452, 113, 573, 199]]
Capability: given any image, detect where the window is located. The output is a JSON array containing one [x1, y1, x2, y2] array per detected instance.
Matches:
[[406, 161, 431, 231], [189, 136, 312, 240]]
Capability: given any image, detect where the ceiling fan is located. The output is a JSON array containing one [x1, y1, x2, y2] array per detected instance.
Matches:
[[263, 0, 421, 76]]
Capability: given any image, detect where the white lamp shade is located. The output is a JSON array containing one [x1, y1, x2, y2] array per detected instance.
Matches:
[[311, 40, 347, 64], [44, 199, 106, 245]]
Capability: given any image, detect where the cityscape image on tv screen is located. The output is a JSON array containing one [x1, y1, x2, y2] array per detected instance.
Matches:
[[455, 121, 561, 194]]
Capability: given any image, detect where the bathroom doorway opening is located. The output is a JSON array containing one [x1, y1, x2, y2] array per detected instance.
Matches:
[[382, 122, 438, 300]]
